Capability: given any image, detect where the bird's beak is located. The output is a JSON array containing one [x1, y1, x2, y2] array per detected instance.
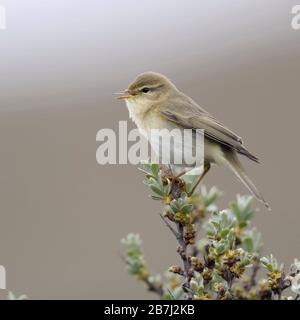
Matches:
[[115, 90, 132, 100]]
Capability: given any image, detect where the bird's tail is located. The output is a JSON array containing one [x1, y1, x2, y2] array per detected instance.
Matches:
[[223, 152, 271, 210]]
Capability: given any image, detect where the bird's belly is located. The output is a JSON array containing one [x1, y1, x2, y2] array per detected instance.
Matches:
[[204, 140, 225, 165], [146, 126, 205, 168]]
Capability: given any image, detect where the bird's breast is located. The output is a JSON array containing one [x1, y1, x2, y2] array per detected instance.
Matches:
[[126, 100, 167, 134]]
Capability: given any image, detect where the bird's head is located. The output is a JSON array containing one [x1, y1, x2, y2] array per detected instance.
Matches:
[[116, 72, 177, 106]]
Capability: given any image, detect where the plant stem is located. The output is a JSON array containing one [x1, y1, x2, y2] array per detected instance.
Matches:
[[176, 223, 193, 300], [245, 259, 260, 291], [160, 214, 193, 299]]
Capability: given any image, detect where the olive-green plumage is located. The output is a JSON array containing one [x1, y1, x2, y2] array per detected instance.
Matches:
[[118, 72, 270, 209]]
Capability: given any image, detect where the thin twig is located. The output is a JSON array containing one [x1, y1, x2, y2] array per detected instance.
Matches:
[[176, 223, 193, 300], [121, 255, 163, 298], [159, 214, 193, 299], [250, 261, 260, 287], [159, 213, 180, 240], [245, 259, 260, 291]]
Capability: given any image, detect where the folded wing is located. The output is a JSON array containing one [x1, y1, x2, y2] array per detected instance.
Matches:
[[159, 94, 259, 163]]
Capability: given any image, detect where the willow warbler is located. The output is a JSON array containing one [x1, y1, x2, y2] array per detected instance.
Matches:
[[117, 72, 269, 209]]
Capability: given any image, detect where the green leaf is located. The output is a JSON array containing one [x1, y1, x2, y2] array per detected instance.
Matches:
[[170, 200, 179, 213], [148, 177, 162, 189], [150, 185, 164, 197], [201, 186, 221, 208], [181, 203, 193, 214], [150, 164, 160, 177], [151, 195, 163, 200], [220, 228, 229, 238], [230, 195, 254, 227], [216, 240, 229, 255], [242, 237, 254, 253]]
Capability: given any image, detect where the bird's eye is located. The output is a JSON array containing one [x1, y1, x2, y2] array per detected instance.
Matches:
[[141, 87, 150, 93]]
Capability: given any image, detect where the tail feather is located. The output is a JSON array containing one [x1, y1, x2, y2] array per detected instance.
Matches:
[[223, 152, 270, 210], [237, 146, 260, 163]]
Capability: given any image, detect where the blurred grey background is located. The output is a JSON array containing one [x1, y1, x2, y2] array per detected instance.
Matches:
[[0, 0, 299, 299]]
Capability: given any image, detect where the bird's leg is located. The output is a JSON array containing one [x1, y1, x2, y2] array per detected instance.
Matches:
[[159, 164, 173, 178], [187, 163, 211, 197], [175, 170, 186, 179], [160, 165, 185, 181], [160, 166, 187, 199], [159, 165, 186, 199]]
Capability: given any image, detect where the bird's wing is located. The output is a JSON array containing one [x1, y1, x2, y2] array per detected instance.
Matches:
[[159, 94, 259, 162]]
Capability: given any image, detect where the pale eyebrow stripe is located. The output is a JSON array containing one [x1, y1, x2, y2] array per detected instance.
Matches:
[[139, 84, 164, 91]]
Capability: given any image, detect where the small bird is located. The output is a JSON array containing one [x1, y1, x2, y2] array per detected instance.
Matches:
[[117, 72, 270, 209]]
